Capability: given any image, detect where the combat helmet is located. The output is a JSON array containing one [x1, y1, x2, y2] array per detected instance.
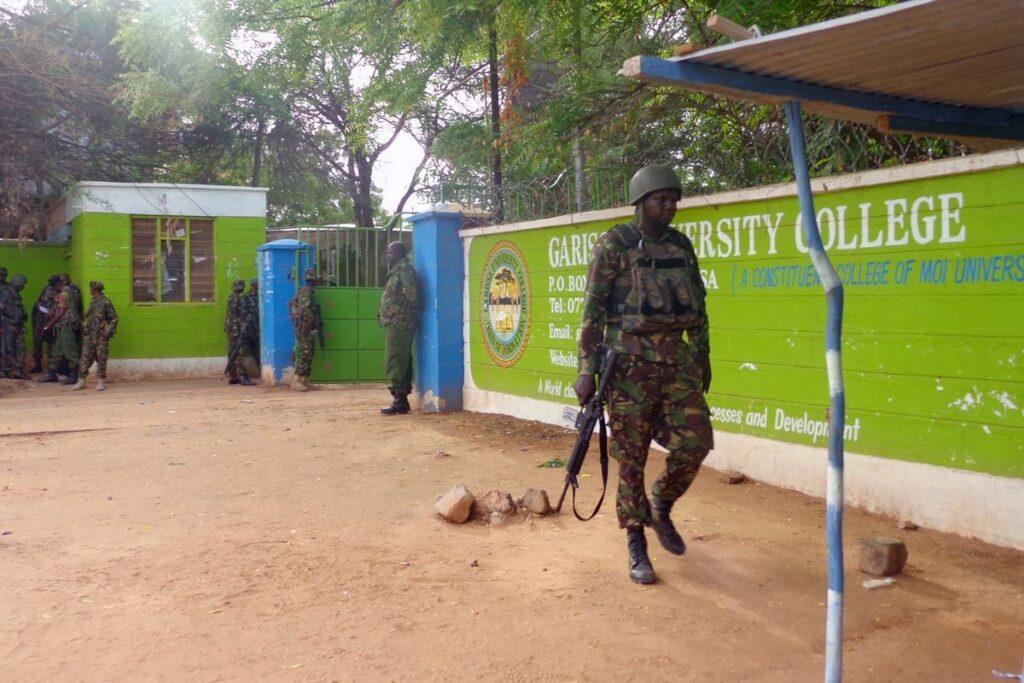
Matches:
[[232, 278, 245, 292], [628, 164, 683, 205], [11, 274, 26, 287], [89, 280, 104, 291]]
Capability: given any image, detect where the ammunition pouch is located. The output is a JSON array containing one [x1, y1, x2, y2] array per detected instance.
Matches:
[[608, 224, 706, 334]]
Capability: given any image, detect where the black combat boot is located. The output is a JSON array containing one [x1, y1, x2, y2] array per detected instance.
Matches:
[[626, 527, 656, 585], [650, 495, 686, 556], [61, 368, 78, 386], [380, 392, 410, 415], [238, 376, 255, 386]]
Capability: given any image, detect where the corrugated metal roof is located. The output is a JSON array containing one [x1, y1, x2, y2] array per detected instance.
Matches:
[[623, 0, 1024, 148]]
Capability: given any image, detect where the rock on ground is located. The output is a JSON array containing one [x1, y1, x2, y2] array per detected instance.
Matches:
[[436, 483, 475, 523], [476, 489, 515, 516], [859, 537, 908, 576], [521, 488, 551, 515]]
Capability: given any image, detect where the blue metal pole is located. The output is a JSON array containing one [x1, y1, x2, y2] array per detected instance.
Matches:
[[783, 100, 846, 683]]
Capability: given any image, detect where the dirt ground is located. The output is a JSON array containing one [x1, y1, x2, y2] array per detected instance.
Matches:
[[1, 378, 1022, 682]]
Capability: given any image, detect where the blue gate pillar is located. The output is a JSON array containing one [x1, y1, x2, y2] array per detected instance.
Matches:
[[409, 210, 464, 412], [256, 239, 315, 385]]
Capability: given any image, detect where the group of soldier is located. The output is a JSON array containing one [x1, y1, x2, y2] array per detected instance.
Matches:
[[224, 278, 260, 386], [6, 164, 706, 585], [0, 267, 118, 391]]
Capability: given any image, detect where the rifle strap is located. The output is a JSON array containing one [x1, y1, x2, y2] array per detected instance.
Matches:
[[572, 411, 610, 522]]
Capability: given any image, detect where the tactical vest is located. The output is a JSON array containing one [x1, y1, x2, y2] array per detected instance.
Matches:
[[608, 224, 706, 334]]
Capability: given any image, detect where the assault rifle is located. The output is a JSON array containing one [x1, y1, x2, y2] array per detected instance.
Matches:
[[555, 346, 618, 521]]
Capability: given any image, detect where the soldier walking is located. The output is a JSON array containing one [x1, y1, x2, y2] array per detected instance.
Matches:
[[224, 279, 254, 385], [377, 241, 419, 415], [72, 281, 118, 391], [0, 273, 29, 379], [289, 267, 318, 391], [574, 165, 713, 585]]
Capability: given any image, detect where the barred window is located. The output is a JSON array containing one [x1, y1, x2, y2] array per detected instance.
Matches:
[[131, 217, 215, 303]]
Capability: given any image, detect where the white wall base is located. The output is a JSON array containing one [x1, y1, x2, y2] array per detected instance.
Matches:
[[464, 386, 1024, 551], [104, 357, 224, 380]]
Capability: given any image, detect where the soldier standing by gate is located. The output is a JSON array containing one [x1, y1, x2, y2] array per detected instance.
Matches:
[[72, 281, 118, 391], [289, 267, 318, 392], [377, 241, 419, 415], [574, 165, 713, 585]]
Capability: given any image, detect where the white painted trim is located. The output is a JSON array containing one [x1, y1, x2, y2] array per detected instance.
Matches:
[[463, 386, 1024, 551], [103, 357, 225, 380], [462, 235, 478, 391], [63, 181, 269, 222], [458, 148, 1024, 238], [72, 181, 270, 193]]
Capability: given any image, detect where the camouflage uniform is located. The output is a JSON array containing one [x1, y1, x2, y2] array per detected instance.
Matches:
[[0, 274, 28, 378], [377, 254, 419, 395], [578, 222, 713, 530], [31, 279, 58, 372], [49, 289, 81, 375], [224, 282, 247, 381], [290, 278, 317, 379], [242, 280, 260, 367], [78, 289, 118, 380]]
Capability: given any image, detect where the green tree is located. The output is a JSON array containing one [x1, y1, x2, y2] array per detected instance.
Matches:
[[0, 0, 170, 238], [120, 0, 484, 226], [408, 0, 967, 221]]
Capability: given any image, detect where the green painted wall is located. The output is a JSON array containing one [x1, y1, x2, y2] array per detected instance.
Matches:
[[70, 212, 264, 359], [0, 241, 68, 344], [468, 164, 1024, 479]]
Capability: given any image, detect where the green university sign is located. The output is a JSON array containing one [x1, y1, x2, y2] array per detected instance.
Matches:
[[467, 163, 1024, 479]]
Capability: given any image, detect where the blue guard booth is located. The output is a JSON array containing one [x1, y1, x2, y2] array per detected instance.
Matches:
[[257, 239, 316, 385]]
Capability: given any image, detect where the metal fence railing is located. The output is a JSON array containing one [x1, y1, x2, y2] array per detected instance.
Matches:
[[422, 166, 632, 225], [267, 223, 411, 288]]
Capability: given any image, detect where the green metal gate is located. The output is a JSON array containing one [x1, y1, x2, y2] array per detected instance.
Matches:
[[271, 224, 410, 382]]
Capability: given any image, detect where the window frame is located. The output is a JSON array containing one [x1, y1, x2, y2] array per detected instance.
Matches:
[[130, 215, 216, 305]]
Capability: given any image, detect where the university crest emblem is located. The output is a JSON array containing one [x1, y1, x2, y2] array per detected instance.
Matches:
[[481, 240, 531, 367]]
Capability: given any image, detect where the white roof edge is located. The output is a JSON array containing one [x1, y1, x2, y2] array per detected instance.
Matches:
[[459, 147, 1023, 237], [72, 181, 269, 193], [674, 0, 937, 63]]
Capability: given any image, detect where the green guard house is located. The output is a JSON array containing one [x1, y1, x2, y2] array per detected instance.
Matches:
[[17, 181, 269, 378]]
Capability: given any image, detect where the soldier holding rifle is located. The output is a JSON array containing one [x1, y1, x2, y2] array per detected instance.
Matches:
[[574, 165, 713, 585]]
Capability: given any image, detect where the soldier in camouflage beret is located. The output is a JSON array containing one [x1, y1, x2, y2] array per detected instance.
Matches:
[[224, 279, 254, 385], [71, 281, 118, 391], [288, 268, 319, 391]]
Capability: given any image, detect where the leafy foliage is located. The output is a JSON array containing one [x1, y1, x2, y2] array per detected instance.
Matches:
[[0, 0, 978, 235]]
